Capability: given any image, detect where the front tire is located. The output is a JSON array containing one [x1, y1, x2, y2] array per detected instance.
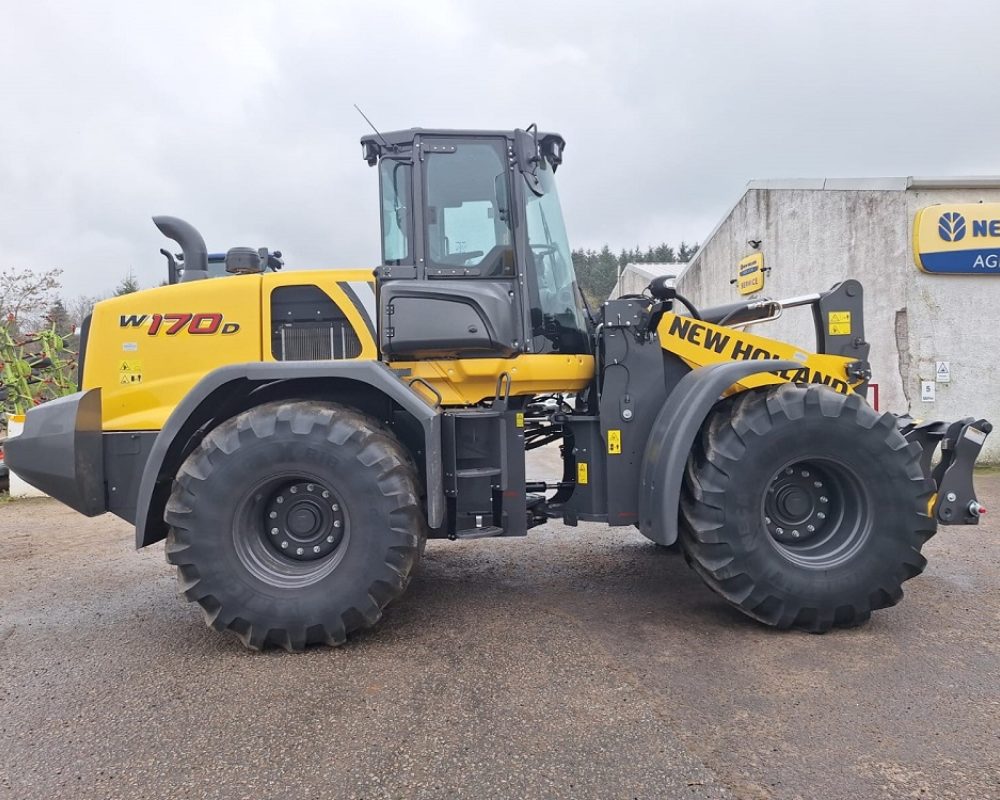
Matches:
[[164, 400, 426, 651], [680, 384, 935, 632]]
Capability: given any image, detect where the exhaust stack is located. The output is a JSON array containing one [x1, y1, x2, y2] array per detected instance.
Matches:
[[152, 216, 208, 282]]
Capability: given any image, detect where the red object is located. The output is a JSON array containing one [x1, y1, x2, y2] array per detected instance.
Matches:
[[869, 382, 879, 411]]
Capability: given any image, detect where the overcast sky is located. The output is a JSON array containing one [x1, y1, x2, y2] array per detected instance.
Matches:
[[3, 0, 1000, 298]]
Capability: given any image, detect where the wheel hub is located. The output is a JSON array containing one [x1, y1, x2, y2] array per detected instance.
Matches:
[[765, 464, 831, 544], [263, 481, 344, 561]]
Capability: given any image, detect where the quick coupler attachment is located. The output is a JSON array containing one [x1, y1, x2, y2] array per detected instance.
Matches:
[[899, 416, 992, 525]]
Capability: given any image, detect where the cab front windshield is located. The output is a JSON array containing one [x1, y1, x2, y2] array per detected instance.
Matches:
[[524, 160, 589, 353]]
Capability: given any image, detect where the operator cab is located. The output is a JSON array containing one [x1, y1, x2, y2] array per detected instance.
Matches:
[[362, 126, 590, 359]]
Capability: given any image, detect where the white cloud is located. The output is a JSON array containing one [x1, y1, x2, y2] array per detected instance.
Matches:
[[2, 0, 998, 296]]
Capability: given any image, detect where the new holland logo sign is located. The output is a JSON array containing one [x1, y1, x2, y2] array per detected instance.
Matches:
[[735, 252, 765, 295], [914, 203, 1000, 273]]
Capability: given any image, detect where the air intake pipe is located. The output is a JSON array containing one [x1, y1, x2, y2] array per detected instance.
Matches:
[[152, 216, 209, 282]]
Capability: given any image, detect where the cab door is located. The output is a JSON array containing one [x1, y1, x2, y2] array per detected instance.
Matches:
[[378, 136, 524, 360]]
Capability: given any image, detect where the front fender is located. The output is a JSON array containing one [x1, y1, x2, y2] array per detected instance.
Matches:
[[637, 359, 800, 545]]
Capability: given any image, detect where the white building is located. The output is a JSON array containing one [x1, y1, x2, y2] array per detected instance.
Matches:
[[610, 262, 683, 297], [619, 177, 1000, 461]]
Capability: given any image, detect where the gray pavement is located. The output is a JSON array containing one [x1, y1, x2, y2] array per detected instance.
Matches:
[[1, 469, 998, 799]]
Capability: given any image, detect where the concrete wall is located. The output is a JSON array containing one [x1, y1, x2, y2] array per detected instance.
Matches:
[[674, 182, 1000, 462]]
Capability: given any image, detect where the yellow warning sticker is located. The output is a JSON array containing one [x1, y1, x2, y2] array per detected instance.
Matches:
[[118, 359, 142, 385], [607, 429, 621, 454], [828, 311, 851, 336], [515, 412, 524, 428], [577, 462, 589, 485]]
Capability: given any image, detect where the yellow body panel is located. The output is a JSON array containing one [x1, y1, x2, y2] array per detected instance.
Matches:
[[657, 311, 862, 395], [260, 270, 378, 361], [85, 269, 380, 431], [85, 267, 846, 433], [85, 276, 263, 430], [394, 354, 595, 406]]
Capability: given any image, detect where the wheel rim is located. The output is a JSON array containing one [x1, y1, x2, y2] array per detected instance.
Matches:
[[232, 474, 350, 589], [762, 458, 871, 569]]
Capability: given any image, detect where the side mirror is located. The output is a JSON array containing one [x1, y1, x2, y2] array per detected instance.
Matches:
[[514, 127, 543, 195]]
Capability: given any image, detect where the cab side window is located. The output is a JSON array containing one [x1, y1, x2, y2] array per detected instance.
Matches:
[[423, 141, 514, 277]]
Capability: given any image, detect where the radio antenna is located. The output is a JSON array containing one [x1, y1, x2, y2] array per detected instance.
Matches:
[[354, 104, 391, 150]]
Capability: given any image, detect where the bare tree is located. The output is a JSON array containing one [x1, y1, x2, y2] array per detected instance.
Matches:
[[66, 294, 108, 331], [0, 267, 63, 333]]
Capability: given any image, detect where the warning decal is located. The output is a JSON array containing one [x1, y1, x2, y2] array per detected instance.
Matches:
[[607, 429, 621, 455], [828, 311, 851, 336], [119, 359, 142, 385]]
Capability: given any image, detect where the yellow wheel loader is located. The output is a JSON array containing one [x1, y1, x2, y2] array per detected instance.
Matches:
[[6, 126, 990, 650]]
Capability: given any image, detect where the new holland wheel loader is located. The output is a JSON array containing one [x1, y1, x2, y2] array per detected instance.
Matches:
[[6, 126, 990, 650]]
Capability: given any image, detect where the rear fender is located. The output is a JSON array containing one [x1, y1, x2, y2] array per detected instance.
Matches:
[[134, 361, 443, 548], [637, 359, 799, 545]]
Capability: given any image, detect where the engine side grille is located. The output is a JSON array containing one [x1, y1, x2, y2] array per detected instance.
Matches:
[[270, 284, 362, 362], [276, 321, 362, 361]]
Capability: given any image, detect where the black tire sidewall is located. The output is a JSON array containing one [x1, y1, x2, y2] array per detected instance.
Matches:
[[712, 402, 925, 606], [172, 405, 420, 633]]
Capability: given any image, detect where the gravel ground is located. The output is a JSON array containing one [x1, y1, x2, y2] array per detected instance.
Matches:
[[0, 466, 997, 800]]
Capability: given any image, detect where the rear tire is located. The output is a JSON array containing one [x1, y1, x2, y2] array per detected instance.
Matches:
[[165, 400, 426, 651], [679, 384, 935, 632]]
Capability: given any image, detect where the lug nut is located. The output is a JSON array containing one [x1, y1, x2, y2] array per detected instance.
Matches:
[[269, 511, 277, 519], [290, 486, 298, 494], [327, 535, 335, 543], [296, 547, 304, 555], [813, 481, 823, 489], [334, 520, 342, 528], [765, 516, 772, 524], [820, 496, 828, 503], [313, 545, 321, 553], [817, 512, 826, 520], [322, 490, 330, 499], [276, 497, 284, 504], [281, 541, 289, 549], [332, 504, 340, 512], [776, 526, 785, 535], [785, 468, 794, 476], [801, 470, 810, 478], [270, 527, 279, 535], [307, 484, 315, 492], [792, 530, 800, 538], [807, 524, 815, 532]]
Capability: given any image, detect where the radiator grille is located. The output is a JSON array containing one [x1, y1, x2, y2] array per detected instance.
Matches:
[[276, 321, 362, 361], [270, 284, 364, 362]]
